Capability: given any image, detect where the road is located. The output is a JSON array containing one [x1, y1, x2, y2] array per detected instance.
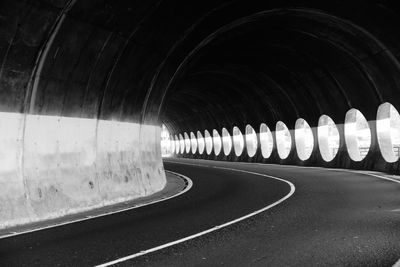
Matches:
[[0, 158, 399, 266]]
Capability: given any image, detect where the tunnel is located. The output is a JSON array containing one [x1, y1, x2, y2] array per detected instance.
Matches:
[[1, 0, 400, 266]]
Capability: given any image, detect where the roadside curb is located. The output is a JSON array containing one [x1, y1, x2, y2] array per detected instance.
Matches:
[[0, 171, 192, 239]]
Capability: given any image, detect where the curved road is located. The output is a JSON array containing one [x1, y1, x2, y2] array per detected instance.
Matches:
[[0, 158, 399, 266]]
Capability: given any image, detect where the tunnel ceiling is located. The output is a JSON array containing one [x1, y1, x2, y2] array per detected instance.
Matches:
[[2, 0, 400, 135]]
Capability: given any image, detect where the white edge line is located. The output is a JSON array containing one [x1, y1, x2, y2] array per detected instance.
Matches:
[[96, 162, 295, 267], [168, 159, 400, 184], [247, 161, 400, 184], [167, 159, 400, 267], [0, 170, 193, 240]]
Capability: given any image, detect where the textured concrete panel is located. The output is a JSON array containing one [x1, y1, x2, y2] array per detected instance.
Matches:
[[0, 112, 166, 229]]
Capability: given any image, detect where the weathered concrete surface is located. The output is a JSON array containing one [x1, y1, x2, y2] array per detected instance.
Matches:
[[0, 112, 166, 229], [0, 171, 185, 238]]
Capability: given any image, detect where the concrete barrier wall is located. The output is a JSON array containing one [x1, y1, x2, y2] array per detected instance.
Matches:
[[0, 112, 166, 229]]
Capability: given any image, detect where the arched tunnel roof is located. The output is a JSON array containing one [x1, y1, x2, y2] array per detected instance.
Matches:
[[3, 3, 400, 265], [2, 0, 400, 169]]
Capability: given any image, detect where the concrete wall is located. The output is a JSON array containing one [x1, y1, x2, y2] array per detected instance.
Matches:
[[0, 112, 166, 229]]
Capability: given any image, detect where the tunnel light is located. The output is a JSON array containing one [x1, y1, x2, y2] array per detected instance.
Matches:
[[245, 125, 258, 157], [213, 129, 222, 156], [276, 121, 292, 159], [197, 131, 205, 154], [295, 119, 314, 161], [204, 130, 213, 155], [259, 123, 273, 159], [222, 127, 232, 156], [232, 126, 244, 156], [174, 135, 180, 154], [169, 135, 175, 154], [179, 134, 185, 154], [160, 124, 172, 157], [377, 102, 400, 163], [344, 108, 371, 161], [318, 115, 340, 162], [190, 132, 197, 154], [184, 132, 191, 154]]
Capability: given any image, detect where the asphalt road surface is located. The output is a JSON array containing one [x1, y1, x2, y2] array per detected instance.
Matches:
[[0, 158, 399, 266]]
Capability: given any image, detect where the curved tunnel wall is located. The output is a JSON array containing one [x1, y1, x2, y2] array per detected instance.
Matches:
[[153, 2, 400, 174], [2, 1, 400, 226], [0, 0, 171, 228], [0, 112, 165, 229]]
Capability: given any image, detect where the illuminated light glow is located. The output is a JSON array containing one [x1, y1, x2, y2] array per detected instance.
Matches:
[[221, 127, 232, 156], [295, 118, 314, 161], [174, 135, 180, 154], [169, 135, 175, 154], [259, 123, 273, 159], [245, 125, 258, 157], [160, 125, 172, 157], [232, 126, 244, 156], [184, 132, 191, 154], [190, 132, 197, 154], [276, 121, 292, 159], [179, 134, 185, 154], [377, 102, 400, 163], [213, 129, 222, 156], [204, 130, 213, 155], [197, 131, 205, 154], [344, 108, 371, 161], [317, 115, 340, 162]]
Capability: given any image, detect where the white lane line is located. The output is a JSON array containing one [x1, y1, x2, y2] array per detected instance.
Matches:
[[341, 170, 400, 184], [96, 164, 295, 267], [249, 161, 400, 185], [169, 159, 400, 267], [0, 171, 192, 240], [169, 159, 400, 184]]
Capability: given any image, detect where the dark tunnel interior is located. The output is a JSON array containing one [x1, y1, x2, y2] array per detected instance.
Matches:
[[2, 0, 400, 173], [3, 1, 400, 264]]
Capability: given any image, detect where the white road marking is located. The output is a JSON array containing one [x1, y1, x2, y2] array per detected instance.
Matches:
[[168, 159, 400, 267], [252, 161, 400, 184], [0, 170, 192, 240], [96, 163, 295, 267], [173, 158, 400, 184], [346, 171, 400, 184]]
